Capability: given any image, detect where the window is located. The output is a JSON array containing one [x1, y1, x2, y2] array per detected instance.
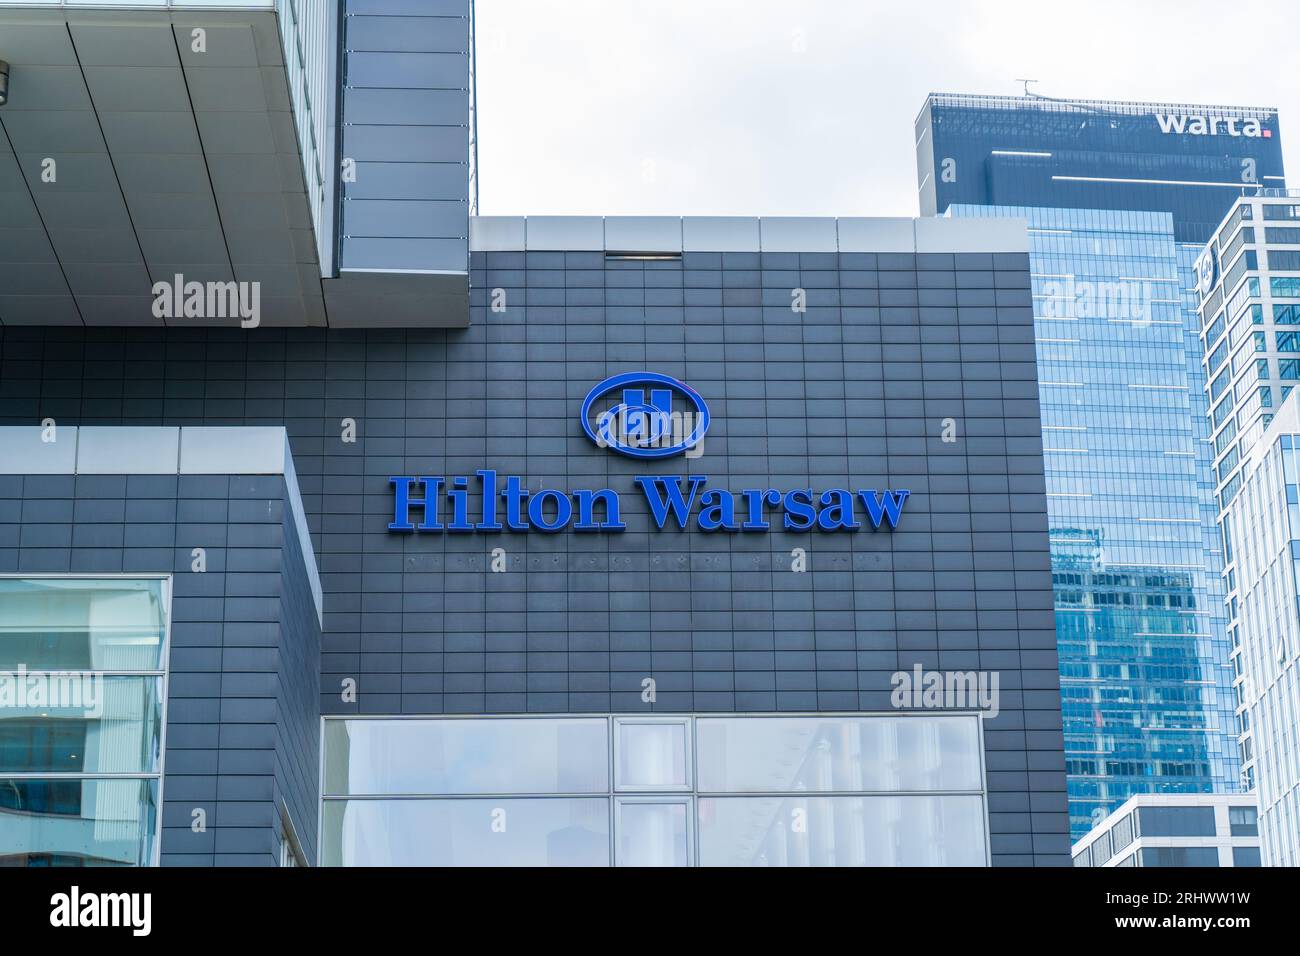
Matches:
[[1229, 805, 1259, 836], [615, 799, 690, 866], [1232, 846, 1262, 867], [0, 577, 170, 867], [615, 718, 690, 791], [1276, 304, 1300, 325], [1268, 250, 1300, 272], [1092, 827, 1112, 865], [1204, 312, 1225, 349], [1263, 204, 1300, 221], [1136, 806, 1217, 838], [1112, 812, 1135, 852], [320, 714, 989, 867], [1140, 846, 1219, 867]]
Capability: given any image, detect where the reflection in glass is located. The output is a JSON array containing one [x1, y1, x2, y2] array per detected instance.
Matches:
[[321, 798, 609, 866], [0, 677, 163, 774], [616, 721, 687, 789], [696, 716, 981, 793], [324, 718, 608, 796], [617, 801, 689, 867], [0, 578, 167, 672], [698, 795, 986, 867], [0, 778, 159, 866]]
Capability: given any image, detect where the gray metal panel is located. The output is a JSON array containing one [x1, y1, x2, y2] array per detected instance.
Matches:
[[915, 216, 1030, 253], [682, 217, 761, 252], [76, 426, 180, 474], [758, 217, 840, 252], [469, 216, 526, 251], [604, 217, 683, 253], [525, 217, 604, 251], [0, 425, 78, 473], [339, 0, 470, 283], [838, 217, 917, 252]]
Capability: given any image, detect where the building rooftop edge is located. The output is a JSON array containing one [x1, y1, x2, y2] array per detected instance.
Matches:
[[468, 216, 1030, 255], [1072, 792, 1260, 855], [0, 425, 323, 626], [921, 91, 1279, 123]]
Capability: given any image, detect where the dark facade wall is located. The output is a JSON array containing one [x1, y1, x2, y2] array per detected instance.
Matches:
[[0, 471, 320, 866], [0, 247, 1068, 864], [276, 499, 323, 866]]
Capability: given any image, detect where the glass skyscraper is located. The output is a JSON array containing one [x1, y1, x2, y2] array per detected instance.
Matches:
[[949, 206, 1238, 836], [917, 94, 1284, 245], [1199, 193, 1300, 864], [918, 93, 1284, 839]]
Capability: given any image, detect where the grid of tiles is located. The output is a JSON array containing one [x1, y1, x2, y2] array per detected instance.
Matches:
[[0, 473, 320, 866], [0, 247, 1067, 864]]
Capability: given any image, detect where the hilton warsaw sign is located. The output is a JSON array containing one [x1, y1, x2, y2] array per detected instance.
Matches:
[[389, 373, 911, 535]]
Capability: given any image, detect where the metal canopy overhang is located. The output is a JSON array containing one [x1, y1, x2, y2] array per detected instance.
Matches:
[[0, 7, 469, 329]]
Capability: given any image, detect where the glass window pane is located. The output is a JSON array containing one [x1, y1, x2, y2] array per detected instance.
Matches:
[[616, 721, 688, 789], [0, 579, 167, 672], [1232, 846, 1261, 867], [0, 778, 159, 866], [1229, 805, 1258, 836], [323, 718, 609, 796], [1136, 806, 1217, 837], [616, 801, 689, 867], [1140, 846, 1219, 867], [697, 795, 986, 867], [0, 676, 163, 774], [696, 715, 982, 793], [321, 797, 609, 866]]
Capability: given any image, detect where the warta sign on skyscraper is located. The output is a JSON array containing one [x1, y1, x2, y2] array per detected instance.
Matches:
[[1154, 113, 1271, 137]]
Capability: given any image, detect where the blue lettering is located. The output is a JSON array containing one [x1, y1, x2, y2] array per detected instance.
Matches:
[[528, 489, 573, 532], [741, 489, 781, 530], [448, 476, 474, 531], [389, 476, 443, 531], [476, 470, 502, 530], [575, 488, 625, 531], [782, 489, 817, 531], [635, 476, 707, 529], [390, 474, 909, 533], [818, 489, 860, 530], [858, 489, 911, 529], [697, 488, 738, 532], [501, 475, 530, 530]]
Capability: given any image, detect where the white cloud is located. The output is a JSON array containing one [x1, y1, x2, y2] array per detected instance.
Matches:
[[475, 0, 1298, 218]]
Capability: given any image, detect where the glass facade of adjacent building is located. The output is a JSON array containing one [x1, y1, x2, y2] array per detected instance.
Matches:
[[919, 93, 1287, 844], [1201, 193, 1300, 864], [950, 205, 1239, 837], [1220, 420, 1300, 866], [0, 577, 169, 867], [1071, 793, 1261, 867]]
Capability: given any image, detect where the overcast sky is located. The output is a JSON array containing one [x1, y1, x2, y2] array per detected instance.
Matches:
[[475, 0, 1300, 218]]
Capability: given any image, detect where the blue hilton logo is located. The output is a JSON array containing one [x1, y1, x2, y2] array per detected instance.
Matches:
[[581, 372, 709, 460]]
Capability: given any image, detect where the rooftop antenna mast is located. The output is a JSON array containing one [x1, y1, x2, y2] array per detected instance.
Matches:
[[1016, 78, 1041, 98]]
